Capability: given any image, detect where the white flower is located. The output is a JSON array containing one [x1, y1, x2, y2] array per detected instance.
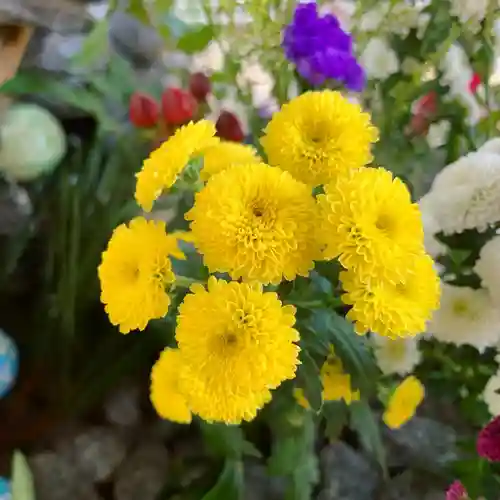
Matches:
[[450, 0, 488, 27], [416, 12, 431, 39], [360, 38, 399, 80], [474, 236, 500, 307], [359, 3, 388, 32], [427, 284, 500, 351], [321, 0, 355, 30], [236, 59, 275, 109], [390, 3, 421, 37], [483, 370, 500, 416], [419, 194, 447, 257], [426, 120, 451, 149], [192, 41, 225, 74], [479, 138, 500, 156], [372, 336, 421, 376]]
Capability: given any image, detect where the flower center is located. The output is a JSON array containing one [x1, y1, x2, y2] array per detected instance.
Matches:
[[452, 299, 469, 316], [375, 213, 395, 233]]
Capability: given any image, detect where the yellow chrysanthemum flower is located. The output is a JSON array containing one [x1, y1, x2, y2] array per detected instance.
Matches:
[[135, 120, 218, 211], [294, 349, 359, 409], [383, 376, 424, 429], [321, 351, 360, 404], [318, 167, 424, 282], [98, 217, 176, 334], [150, 348, 192, 424], [341, 252, 440, 338], [175, 277, 300, 424], [200, 141, 261, 181], [260, 90, 378, 187], [186, 163, 321, 284]]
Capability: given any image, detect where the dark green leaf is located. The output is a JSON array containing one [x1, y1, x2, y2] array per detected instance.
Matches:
[[126, 0, 150, 24], [72, 20, 109, 67], [323, 401, 347, 442], [200, 422, 259, 459], [285, 456, 319, 500], [177, 25, 215, 54], [202, 460, 243, 500], [297, 350, 323, 412], [307, 310, 378, 395], [349, 400, 387, 477]]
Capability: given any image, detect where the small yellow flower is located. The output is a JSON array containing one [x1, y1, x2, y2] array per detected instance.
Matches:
[[98, 217, 176, 333], [176, 277, 300, 424], [318, 167, 424, 283], [150, 348, 192, 424], [321, 351, 360, 404], [186, 163, 321, 284], [135, 120, 218, 211], [200, 141, 261, 181], [383, 376, 424, 429], [341, 252, 440, 338], [260, 90, 378, 187]]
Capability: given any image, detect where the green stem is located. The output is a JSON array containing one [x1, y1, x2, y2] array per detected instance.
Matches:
[[175, 275, 205, 288]]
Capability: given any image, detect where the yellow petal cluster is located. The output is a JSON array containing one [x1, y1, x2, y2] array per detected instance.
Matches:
[[135, 120, 218, 211], [98, 217, 176, 334], [383, 376, 424, 429], [186, 163, 320, 284], [200, 141, 261, 181], [175, 277, 300, 424], [261, 90, 378, 187], [150, 348, 192, 424]]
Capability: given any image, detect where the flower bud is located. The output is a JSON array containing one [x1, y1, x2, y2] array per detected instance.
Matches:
[[161, 87, 198, 125], [469, 73, 481, 93], [215, 110, 245, 142], [189, 72, 211, 102], [129, 92, 160, 128]]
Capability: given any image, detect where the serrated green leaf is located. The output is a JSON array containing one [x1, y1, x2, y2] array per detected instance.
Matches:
[[349, 400, 387, 477], [297, 350, 323, 412], [177, 25, 215, 54], [200, 422, 260, 459], [11, 451, 35, 500], [202, 460, 243, 500], [307, 310, 378, 395], [72, 20, 109, 68]]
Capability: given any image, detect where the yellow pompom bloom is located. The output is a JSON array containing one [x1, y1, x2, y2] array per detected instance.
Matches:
[[383, 376, 424, 429], [175, 277, 300, 424], [98, 217, 176, 333], [186, 163, 320, 284], [200, 141, 261, 181], [135, 120, 218, 211], [260, 90, 378, 187], [321, 351, 360, 404], [150, 348, 192, 424], [341, 252, 440, 338], [318, 167, 424, 282]]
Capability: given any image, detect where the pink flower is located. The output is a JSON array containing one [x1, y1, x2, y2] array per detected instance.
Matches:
[[477, 415, 500, 461], [446, 480, 468, 500], [469, 73, 481, 93]]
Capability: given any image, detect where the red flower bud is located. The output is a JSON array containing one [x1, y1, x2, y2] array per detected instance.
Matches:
[[469, 72, 481, 93], [216, 110, 245, 142], [161, 87, 198, 125], [129, 92, 160, 128], [415, 91, 437, 118], [189, 72, 211, 102], [407, 113, 430, 137]]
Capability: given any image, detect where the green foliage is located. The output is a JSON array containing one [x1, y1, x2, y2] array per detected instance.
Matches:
[[11, 451, 35, 500], [296, 350, 323, 412], [202, 460, 244, 500], [177, 25, 216, 54], [72, 20, 110, 68]]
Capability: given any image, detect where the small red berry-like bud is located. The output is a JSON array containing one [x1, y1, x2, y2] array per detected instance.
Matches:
[[415, 91, 437, 118], [161, 87, 198, 125], [129, 92, 160, 128], [469, 73, 481, 93], [407, 113, 429, 137], [189, 72, 211, 102], [216, 110, 245, 142]]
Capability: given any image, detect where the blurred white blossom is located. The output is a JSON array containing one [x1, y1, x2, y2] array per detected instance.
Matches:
[[192, 41, 225, 74], [474, 236, 500, 307], [483, 369, 500, 416], [372, 336, 421, 376], [450, 0, 488, 30], [426, 120, 450, 149], [360, 38, 399, 80]]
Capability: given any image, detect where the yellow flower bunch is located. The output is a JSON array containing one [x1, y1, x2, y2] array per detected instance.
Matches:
[[383, 376, 425, 429], [98, 89, 440, 424]]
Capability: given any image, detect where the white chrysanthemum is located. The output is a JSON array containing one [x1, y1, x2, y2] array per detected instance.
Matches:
[[359, 2, 388, 32], [427, 284, 500, 351], [192, 41, 225, 74], [418, 194, 447, 257], [479, 138, 500, 156], [474, 236, 500, 307], [450, 0, 488, 28], [360, 38, 399, 80], [372, 336, 421, 376], [426, 120, 450, 149], [429, 152, 500, 234], [483, 370, 500, 416]]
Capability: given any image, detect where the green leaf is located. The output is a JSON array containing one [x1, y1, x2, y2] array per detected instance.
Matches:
[[349, 400, 387, 477], [72, 20, 109, 68], [202, 460, 243, 500], [323, 401, 347, 442], [297, 350, 323, 412], [127, 0, 150, 24], [268, 434, 305, 476], [177, 25, 215, 54], [307, 310, 378, 395], [11, 451, 35, 500], [200, 422, 260, 459]]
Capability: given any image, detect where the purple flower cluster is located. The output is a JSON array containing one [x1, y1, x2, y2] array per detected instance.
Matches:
[[282, 2, 365, 91]]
